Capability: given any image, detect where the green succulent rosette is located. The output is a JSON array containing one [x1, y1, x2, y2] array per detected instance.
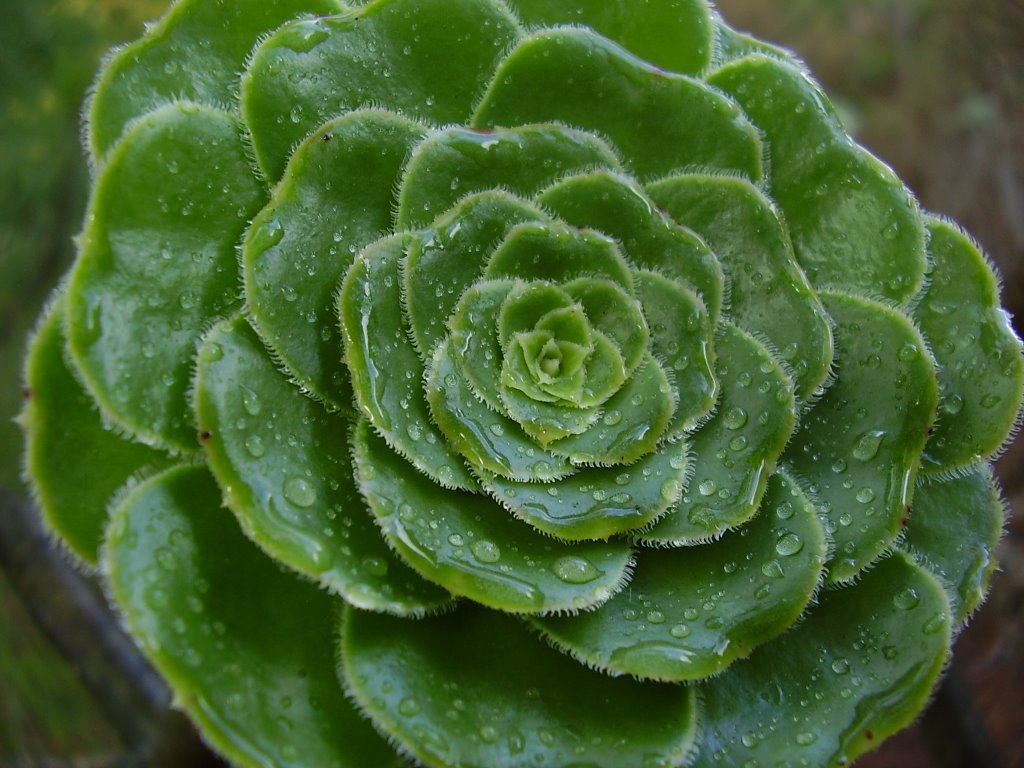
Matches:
[[19, 1, 1024, 766]]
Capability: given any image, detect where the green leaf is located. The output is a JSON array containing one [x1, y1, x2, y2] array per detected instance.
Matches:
[[712, 20, 793, 67], [633, 270, 717, 435], [692, 552, 950, 768], [563, 277, 649, 375], [534, 469, 826, 681], [403, 192, 546, 356], [639, 323, 795, 545], [66, 103, 267, 453], [474, 27, 764, 181], [538, 170, 724, 324], [504, 0, 714, 75], [915, 216, 1024, 473], [242, 0, 521, 180], [709, 55, 927, 304], [339, 234, 477, 491], [194, 315, 451, 615], [497, 281, 587, 353], [785, 292, 938, 583], [104, 465, 398, 768], [901, 468, 1005, 627], [482, 437, 688, 541], [648, 173, 833, 403], [484, 221, 633, 290], [426, 338, 573, 482], [499, 330, 624, 442], [352, 421, 632, 614], [21, 294, 172, 566], [342, 603, 698, 768], [396, 124, 620, 230], [87, 0, 341, 161], [548, 355, 676, 466], [243, 109, 427, 409]]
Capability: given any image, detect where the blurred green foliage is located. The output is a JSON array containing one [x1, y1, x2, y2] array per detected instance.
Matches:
[[0, 0, 165, 761], [0, 0, 165, 489]]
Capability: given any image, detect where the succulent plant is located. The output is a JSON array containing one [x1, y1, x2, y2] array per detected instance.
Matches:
[[19, 0, 1024, 765]]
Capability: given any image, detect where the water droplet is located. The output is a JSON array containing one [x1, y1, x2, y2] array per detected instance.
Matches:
[[775, 501, 794, 520], [244, 434, 265, 457], [670, 624, 691, 638], [241, 386, 261, 416], [942, 394, 964, 415], [761, 559, 784, 579], [480, 724, 499, 744], [775, 533, 804, 557], [471, 539, 501, 564], [660, 478, 682, 502], [831, 458, 847, 474], [698, 479, 717, 496], [892, 586, 920, 610], [831, 658, 850, 675], [647, 610, 665, 624], [508, 727, 526, 754], [980, 393, 1002, 409], [795, 731, 818, 746], [552, 555, 601, 584], [922, 612, 946, 634], [603, 410, 623, 426], [855, 487, 876, 504], [362, 557, 388, 576], [447, 533, 464, 547], [398, 697, 420, 717], [898, 343, 919, 361], [723, 407, 748, 430], [852, 430, 885, 461], [284, 477, 317, 508]]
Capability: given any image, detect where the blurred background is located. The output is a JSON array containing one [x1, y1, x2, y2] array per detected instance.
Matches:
[[1, 0, 1021, 765]]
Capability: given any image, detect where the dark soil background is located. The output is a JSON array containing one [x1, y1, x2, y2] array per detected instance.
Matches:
[[1, 1, 1021, 766]]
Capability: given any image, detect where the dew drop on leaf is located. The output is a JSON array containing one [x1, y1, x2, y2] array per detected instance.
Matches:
[[283, 477, 317, 508], [892, 586, 920, 610], [470, 539, 501, 563], [552, 555, 602, 584], [852, 430, 886, 461]]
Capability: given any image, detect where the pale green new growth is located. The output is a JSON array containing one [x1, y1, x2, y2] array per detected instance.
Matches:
[[19, 1, 1024, 767]]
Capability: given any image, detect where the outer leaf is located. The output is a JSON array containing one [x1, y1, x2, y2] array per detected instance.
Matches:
[[693, 552, 950, 768], [709, 55, 927, 304], [21, 294, 172, 565], [915, 216, 1024, 473], [352, 421, 632, 614], [473, 27, 764, 181], [505, 0, 714, 75], [242, 0, 521, 180], [194, 315, 451, 615], [243, 109, 428, 409], [785, 292, 938, 583], [901, 468, 1005, 627], [535, 470, 826, 681], [104, 465, 398, 768], [87, 0, 341, 161], [66, 103, 266, 453], [342, 603, 698, 768]]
